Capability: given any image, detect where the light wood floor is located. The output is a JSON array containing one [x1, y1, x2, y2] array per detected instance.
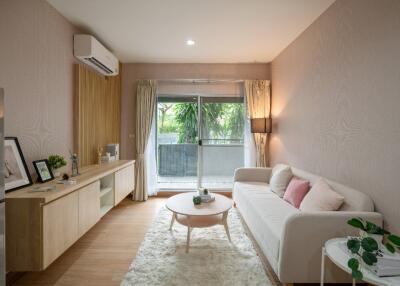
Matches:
[[12, 197, 167, 286]]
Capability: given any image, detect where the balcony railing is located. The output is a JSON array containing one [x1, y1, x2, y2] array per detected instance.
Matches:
[[158, 144, 197, 176], [157, 143, 244, 177]]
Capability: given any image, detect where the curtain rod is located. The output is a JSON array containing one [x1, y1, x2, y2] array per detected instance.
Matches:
[[152, 79, 245, 83]]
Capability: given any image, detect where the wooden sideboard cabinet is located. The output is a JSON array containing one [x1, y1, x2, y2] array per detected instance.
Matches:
[[43, 191, 79, 268], [78, 181, 100, 237], [6, 160, 135, 272], [115, 163, 135, 205]]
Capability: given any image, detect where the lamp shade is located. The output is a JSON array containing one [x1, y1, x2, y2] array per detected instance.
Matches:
[[250, 117, 272, 133]]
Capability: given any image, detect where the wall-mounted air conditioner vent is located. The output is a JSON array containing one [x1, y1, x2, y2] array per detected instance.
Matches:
[[74, 34, 119, 76]]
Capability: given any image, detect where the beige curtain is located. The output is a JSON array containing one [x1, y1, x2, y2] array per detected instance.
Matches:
[[244, 80, 271, 167], [134, 80, 157, 201]]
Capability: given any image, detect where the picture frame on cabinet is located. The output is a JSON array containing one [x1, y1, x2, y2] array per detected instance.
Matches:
[[4, 137, 33, 192], [33, 159, 54, 183]]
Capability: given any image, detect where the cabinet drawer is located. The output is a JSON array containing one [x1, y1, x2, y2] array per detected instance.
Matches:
[[78, 181, 100, 236], [42, 192, 79, 268], [114, 164, 135, 205]]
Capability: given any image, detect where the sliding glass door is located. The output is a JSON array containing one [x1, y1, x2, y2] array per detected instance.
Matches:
[[199, 97, 244, 189], [156, 96, 198, 189], [156, 95, 244, 191]]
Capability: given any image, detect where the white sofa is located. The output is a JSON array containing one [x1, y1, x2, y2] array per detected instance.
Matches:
[[233, 164, 383, 284]]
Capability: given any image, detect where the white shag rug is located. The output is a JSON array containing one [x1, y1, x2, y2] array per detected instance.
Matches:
[[121, 207, 273, 286]]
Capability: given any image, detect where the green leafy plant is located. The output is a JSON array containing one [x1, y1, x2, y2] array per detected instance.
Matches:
[[346, 218, 400, 280], [193, 196, 202, 205], [386, 234, 400, 253], [48, 154, 67, 170], [348, 218, 400, 253]]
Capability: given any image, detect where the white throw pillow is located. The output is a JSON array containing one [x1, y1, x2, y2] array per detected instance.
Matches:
[[299, 179, 345, 211], [269, 164, 293, 197]]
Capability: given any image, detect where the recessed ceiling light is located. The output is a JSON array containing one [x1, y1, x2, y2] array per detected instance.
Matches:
[[186, 39, 195, 46]]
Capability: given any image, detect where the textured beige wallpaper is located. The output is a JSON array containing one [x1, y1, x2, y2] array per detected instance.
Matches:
[[271, 0, 400, 232], [121, 63, 271, 159], [0, 0, 79, 174]]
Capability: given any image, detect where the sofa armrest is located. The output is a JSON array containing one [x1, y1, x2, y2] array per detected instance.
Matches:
[[233, 167, 272, 183], [278, 211, 383, 283]]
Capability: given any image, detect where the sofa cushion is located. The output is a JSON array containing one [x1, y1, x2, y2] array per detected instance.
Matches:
[[270, 164, 293, 197], [234, 183, 299, 261], [291, 167, 374, 211], [300, 179, 345, 211], [233, 181, 270, 193], [283, 177, 310, 208]]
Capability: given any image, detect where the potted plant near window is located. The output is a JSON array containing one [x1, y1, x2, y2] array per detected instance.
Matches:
[[47, 154, 67, 177]]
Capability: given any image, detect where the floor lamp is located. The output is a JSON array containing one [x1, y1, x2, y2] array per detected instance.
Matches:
[[250, 117, 272, 167]]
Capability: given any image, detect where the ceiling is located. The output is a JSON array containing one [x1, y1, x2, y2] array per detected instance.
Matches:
[[47, 0, 334, 63]]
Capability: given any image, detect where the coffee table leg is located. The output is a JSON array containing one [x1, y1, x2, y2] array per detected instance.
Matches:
[[169, 212, 176, 230], [222, 211, 231, 242], [186, 226, 191, 253]]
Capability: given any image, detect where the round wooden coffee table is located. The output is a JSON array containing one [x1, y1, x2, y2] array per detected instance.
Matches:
[[166, 193, 233, 253]]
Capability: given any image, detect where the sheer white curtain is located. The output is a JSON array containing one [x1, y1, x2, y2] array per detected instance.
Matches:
[[145, 110, 157, 196], [134, 80, 157, 201], [243, 93, 257, 167], [244, 116, 256, 167]]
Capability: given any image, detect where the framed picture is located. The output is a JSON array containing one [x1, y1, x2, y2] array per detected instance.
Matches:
[[32, 159, 54, 183], [5, 137, 33, 192]]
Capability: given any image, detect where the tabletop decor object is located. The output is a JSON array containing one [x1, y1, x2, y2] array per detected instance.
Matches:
[[193, 195, 202, 205], [346, 218, 400, 280], [4, 137, 33, 192], [32, 159, 54, 183], [47, 154, 67, 177], [56, 173, 77, 185], [30, 185, 57, 192], [97, 146, 103, 165], [69, 151, 80, 177], [198, 188, 215, 203], [198, 188, 208, 196]]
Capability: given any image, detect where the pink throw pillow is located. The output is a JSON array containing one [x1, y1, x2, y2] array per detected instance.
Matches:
[[283, 177, 310, 208]]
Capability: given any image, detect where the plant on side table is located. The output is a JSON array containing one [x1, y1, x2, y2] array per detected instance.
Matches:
[[346, 217, 400, 280], [48, 154, 67, 177]]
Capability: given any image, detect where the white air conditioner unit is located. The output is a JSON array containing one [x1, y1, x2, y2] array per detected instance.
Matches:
[[73, 34, 119, 76]]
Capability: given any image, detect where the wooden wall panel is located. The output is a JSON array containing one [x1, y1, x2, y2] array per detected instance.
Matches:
[[74, 64, 121, 166], [105, 69, 121, 145]]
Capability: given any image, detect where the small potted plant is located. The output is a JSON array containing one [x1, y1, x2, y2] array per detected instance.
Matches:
[[346, 218, 400, 280], [48, 154, 67, 177], [193, 196, 202, 205]]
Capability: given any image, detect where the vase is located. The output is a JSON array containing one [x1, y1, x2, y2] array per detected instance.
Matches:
[[52, 169, 61, 178]]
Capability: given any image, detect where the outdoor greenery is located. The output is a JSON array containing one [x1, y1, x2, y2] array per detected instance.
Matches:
[[157, 102, 245, 143], [175, 103, 199, 143]]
